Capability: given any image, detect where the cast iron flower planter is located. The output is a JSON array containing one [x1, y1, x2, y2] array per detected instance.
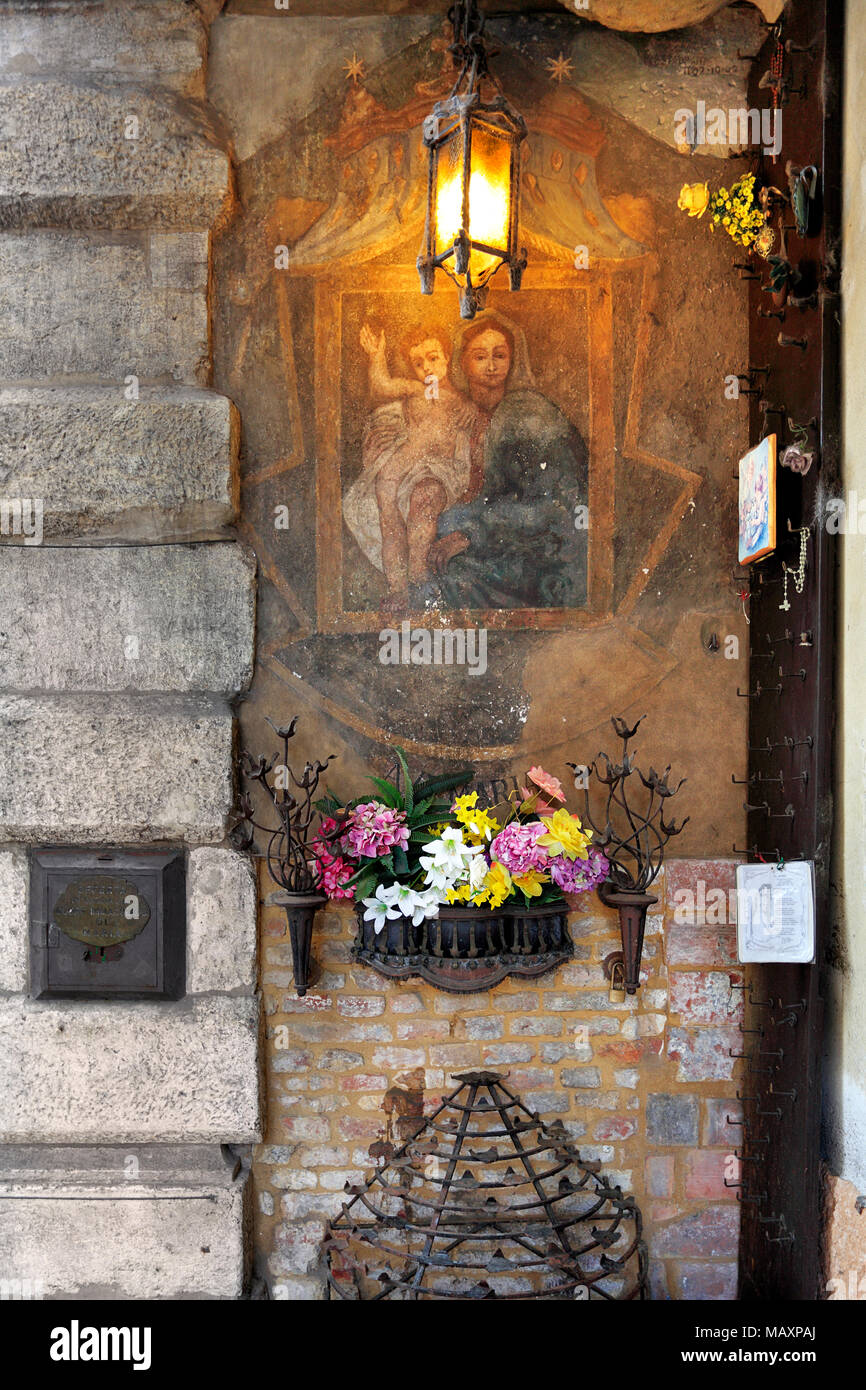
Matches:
[[353, 897, 572, 993], [274, 890, 328, 997]]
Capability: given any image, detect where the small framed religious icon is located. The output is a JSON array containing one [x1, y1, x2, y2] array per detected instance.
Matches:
[[738, 433, 777, 565]]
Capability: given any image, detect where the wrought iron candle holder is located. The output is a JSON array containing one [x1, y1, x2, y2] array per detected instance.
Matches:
[[232, 717, 336, 997], [324, 1070, 647, 1300], [572, 715, 688, 994]]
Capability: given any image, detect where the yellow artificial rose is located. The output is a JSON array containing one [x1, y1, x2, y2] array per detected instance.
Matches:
[[478, 860, 512, 909], [512, 870, 549, 898], [677, 182, 709, 218], [536, 808, 593, 861]]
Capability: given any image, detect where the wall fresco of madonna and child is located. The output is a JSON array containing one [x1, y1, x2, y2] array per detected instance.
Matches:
[[211, 8, 747, 841]]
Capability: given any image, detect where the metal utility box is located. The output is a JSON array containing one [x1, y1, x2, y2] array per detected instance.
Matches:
[[30, 849, 185, 1000]]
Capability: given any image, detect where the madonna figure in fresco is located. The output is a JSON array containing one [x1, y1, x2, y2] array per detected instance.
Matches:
[[420, 312, 589, 611]]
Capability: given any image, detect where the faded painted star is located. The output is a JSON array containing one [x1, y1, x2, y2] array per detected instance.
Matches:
[[344, 52, 366, 85], [546, 52, 574, 83]]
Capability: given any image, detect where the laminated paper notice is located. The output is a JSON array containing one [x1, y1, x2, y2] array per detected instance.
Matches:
[[736, 860, 816, 964]]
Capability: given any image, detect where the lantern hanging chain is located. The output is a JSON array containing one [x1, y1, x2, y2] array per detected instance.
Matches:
[[446, 0, 505, 103]]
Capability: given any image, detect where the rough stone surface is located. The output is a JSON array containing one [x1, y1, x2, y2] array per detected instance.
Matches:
[[0, 845, 28, 993], [0, 694, 233, 843], [0, 387, 238, 540], [670, 970, 743, 1025], [0, 233, 208, 381], [0, 1145, 249, 1299], [667, 1026, 741, 1082], [824, 1171, 866, 1299], [0, 80, 231, 229], [646, 1093, 699, 1146], [0, 545, 255, 694], [0, 3, 207, 91], [0, 996, 261, 1143], [653, 1204, 739, 1259], [675, 1262, 739, 1300], [187, 847, 258, 994]]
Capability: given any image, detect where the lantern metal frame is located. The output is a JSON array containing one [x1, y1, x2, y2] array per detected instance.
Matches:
[[417, 0, 527, 319]]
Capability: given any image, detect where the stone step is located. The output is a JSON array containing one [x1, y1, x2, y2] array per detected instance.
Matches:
[[0, 78, 231, 230], [0, 1164, 250, 1299], [0, 543, 256, 695], [0, 231, 209, 382], [0, 693, 234, 843], [0, 385, 237, 539]]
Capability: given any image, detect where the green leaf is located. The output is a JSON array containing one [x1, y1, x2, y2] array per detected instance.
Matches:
[[393, 747, 414, 815], [351, 868, 379, 903], [412, 768, 474, 800], [366, 776, 403, 809], [392, 847, 409, 876]]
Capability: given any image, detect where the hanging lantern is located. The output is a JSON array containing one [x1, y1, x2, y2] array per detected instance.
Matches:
[[417, 0, 527, 320]]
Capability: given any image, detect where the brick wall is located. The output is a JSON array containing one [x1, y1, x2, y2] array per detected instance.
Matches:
[[253, 858, 743, 1300]]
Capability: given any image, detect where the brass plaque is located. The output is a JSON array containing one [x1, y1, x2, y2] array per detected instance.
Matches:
[[52, 876, 151, 947]]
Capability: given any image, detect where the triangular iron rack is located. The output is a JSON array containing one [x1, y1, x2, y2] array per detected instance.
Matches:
[[324, 1069, 648, 1299]]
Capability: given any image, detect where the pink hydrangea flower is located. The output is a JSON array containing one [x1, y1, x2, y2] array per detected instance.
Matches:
[[310, 816, 356, 900], [344, 801, 410, 859], [490, 821, 548, 875], [549, 847, 608, 895]]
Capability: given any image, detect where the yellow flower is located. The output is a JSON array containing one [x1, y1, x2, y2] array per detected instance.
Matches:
[[446, 883, 472, 904], [677, 182, 709, 218], [452, 792, 478, 818], [476, 860, 512, 909], [452, 794, 500, 844], [512, 870, 549, 898], [467, 810, 501, 844], [536, 808, 593, 861]]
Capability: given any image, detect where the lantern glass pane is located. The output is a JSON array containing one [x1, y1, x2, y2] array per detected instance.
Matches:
[[466, 121, 511, 257], [434, 119, 512, 285], [434, 127, 465, 262]]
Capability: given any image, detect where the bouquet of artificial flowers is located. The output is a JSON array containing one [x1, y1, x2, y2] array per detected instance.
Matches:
[[312, 752, 608, 936]]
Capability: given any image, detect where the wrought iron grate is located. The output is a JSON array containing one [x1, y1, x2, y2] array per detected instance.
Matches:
[[324, 1069, 647, 1299]]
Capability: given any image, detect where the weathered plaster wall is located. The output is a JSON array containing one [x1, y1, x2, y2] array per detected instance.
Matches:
[[823, 0, 866, 1301]]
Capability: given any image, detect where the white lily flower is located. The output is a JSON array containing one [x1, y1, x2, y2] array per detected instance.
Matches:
[[392, 883, 420, 917], [419, 856, 456, 892], [422, 827, 484, 877], [362, 884, 401, 935], [418, 887, 442, 920]]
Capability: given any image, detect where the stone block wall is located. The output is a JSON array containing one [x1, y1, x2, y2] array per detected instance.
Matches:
[[254, 858, 743, 1301], [0, 0, 260, 1299]]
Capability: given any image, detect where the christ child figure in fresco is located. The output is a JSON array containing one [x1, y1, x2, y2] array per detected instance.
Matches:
[[348, 323, 478, 603]]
